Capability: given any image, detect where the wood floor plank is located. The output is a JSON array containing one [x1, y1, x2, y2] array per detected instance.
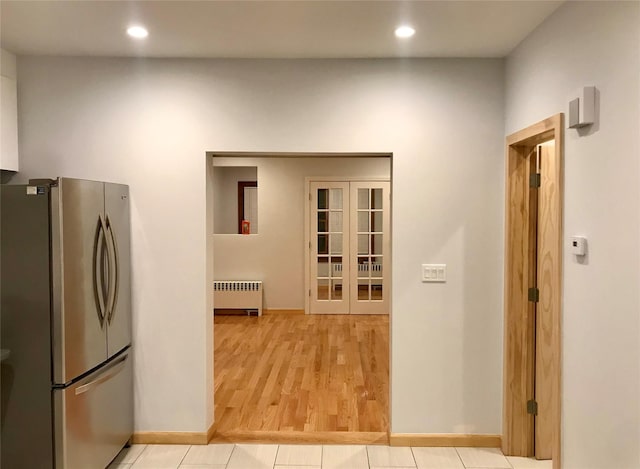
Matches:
[[214, 314, 389, 435], [209, 430, 389, 445]]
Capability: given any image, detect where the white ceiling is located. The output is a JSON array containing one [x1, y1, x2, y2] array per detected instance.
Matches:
[[0, 1, 563, 59]]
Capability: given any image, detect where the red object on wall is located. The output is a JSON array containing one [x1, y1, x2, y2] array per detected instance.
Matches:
[[241, 220, 251, 235]]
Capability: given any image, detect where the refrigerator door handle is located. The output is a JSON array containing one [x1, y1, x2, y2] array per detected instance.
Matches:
[[93, 216, 107, 326], [74, 354, 128, 395], [105, 215, 119, 324]]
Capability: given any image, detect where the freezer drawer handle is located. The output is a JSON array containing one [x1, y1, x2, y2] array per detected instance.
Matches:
[[93, 216, 108, 326], [105, 215, 120, 324], [74, 355, 128, 395]]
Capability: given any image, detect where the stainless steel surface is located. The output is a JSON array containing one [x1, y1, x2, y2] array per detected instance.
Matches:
[[54, 349, 133, 469], [104, 183, 131, 357], [94, 215, 107, 325], [53, 178, 108, 384], [105, 215, 119, 323], [51, 184, 64, 388], [75, 354, 127, 395], [1, 184, 54, 469]]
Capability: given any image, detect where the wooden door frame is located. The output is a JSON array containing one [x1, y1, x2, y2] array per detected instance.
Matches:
[[304, 176, 390, 315], [237, 180, 257, 234], [503, 114, 563, 469]]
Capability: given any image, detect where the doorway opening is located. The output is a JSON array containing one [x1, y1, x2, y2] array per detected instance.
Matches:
[[503, 114, 563, 469], [209, 153, 392, 444], [237, 180, 258, 235]]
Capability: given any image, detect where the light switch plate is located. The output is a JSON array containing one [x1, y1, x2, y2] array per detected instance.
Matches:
[[422, 264, 446, 282]]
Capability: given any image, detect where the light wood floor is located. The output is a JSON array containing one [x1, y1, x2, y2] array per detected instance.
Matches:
[[213, 313, 389, 440]]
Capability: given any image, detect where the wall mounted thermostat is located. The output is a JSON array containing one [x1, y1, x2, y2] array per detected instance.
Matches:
[[568, 86, 595, 128], [570, 236, 587, 256]]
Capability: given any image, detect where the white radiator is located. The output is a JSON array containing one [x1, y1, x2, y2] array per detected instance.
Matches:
[[330, 263, 382, 276], [213, 281, 263, 316], [357, 263, 382, 272]]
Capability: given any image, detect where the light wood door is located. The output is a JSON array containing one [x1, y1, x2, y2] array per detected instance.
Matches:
[[534, 141, 557, 460], [349, 181, 390, 315], [310, 182, 350, 314], [503, 114, 562, 469]]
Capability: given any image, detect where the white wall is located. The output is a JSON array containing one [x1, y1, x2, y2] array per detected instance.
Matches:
[[505, 2, 640, 468], [15, 57, 504, 435], [213, 156, 390, 309], [213, 165, 257, 234]]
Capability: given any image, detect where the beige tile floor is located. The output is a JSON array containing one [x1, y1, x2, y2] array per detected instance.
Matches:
[[109, 444, 552, 469]]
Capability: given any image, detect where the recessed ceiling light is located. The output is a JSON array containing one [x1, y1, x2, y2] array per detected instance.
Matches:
[[395, 25, 415, 39], [127, 25, 148, 39]]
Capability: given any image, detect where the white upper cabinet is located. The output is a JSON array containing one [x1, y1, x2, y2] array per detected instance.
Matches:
[[1, 49, 19, 172]]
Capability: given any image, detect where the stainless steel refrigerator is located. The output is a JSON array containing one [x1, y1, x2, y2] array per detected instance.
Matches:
[[1, 177, 133, 469]]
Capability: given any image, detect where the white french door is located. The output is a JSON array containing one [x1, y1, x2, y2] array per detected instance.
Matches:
[[309, 182, 350, 314], [349, 181, 390, 314], [309, 180, 390, 315]]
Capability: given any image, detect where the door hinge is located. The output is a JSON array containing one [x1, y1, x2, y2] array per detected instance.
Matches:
[[528, 287, 539, 302], [530, 173, 541, 188], [527, 399, 538, 415], [309, 241, 312, 249], [309, 193, 312, 201], [309, 289, 311, 297]]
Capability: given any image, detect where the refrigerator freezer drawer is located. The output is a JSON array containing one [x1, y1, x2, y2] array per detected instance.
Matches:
[[54, 349, 132, 469]]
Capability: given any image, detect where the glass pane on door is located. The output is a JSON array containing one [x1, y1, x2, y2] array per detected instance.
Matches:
[[358, 189, 369, 209], [330, 189, 343, 209], [358, 280, 370, 300], [371, 256, 383, 278], [357, 234, 369, 255], [371, 234, 383, 255], [330, 234, 343, 255], [371, 188, 383, 209], [317, 234, 328, 254], [318, 279, 329, 300], [330, 257, 343, 277], [318, 189, 328, 209], [331, 280, 343, 300], [317, 212, 328, 232], [330, 211, 343, 232], [358, 211, 369, 232], [371, 211, 383, 232], [357, 258, 369, 278], [317, 257, 329, 277]]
